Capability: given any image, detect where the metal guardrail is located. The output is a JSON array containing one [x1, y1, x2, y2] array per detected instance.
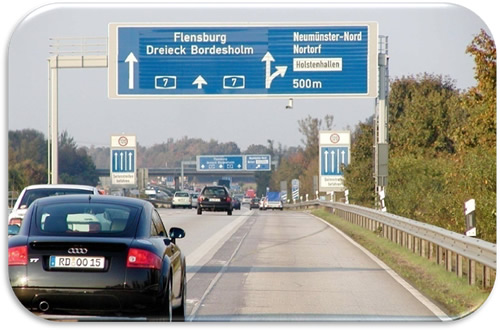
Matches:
[[286, 200, 496, 288]]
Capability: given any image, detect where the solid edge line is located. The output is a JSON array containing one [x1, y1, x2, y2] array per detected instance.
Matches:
[[309, 213, 452, 322]]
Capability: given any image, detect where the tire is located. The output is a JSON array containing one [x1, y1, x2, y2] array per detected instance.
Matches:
[[197, 207, 202, 215], [172, 268, 186, 322], [171, 205, 175, 209], [150, 278, 172, 322], [227, 209, 232, 216]]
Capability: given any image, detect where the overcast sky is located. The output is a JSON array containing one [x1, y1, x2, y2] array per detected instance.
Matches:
[[5, 1, 493, 151]]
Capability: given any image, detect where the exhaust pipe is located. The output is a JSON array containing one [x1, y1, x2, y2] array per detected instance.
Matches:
[[39, 301, 50, 312]]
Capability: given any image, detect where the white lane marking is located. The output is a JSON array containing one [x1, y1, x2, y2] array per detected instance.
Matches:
[[186, 209, 252, 282], [309, 213, 452, 321], [187, 228, 250, 321]]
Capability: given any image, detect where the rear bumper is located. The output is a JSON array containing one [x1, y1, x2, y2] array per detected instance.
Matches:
[[12, 286, 165, 316], [265, 203, 283, 209], [199, 202, 232, 211]]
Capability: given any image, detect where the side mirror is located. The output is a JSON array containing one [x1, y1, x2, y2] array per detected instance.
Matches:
[[8, 225, 20, 236], [168, 227, 185, 244]]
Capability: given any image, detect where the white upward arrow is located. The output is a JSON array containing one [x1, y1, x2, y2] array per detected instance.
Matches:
[[120, 152, 124, 171], [114, 152, 118, 171], [324, 150, 329, 173], [330, 150, 335, 173], [128, 152, 133, 171], [337, 149, 340, 173], [261, 52, 287, 88], [192, 75, 207, 89], [125, 52, 138, 89]]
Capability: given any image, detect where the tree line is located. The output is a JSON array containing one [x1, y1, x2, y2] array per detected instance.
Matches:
[[8, 130, 100, 191], [344, 30, 495, 242], [267, 30, 495, 243]]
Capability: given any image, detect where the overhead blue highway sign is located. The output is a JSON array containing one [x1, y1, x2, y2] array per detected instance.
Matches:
[[246, 154, 271, 171], [197, 155, 244, 171], [108, 23, 378, 98]]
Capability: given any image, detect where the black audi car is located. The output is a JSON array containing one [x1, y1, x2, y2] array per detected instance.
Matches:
[[197, 185, 233, 215], [8, 195, 186, 321]]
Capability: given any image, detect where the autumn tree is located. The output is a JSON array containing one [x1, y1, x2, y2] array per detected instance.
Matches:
[[343, 118, 375, 207]]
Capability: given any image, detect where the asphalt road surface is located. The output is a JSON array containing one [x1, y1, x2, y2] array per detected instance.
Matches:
[[160, 206, 449, 322]]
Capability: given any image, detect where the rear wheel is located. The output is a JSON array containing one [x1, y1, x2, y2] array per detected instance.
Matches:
[[173, 269, 186, 322], [227, 209, 232, 216], [197, 207, 202, 215], [150, 278, 172, 322]]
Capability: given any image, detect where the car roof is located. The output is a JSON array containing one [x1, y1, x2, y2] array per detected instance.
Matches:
[[22, 184, 97, 191], [32, 194, 151, 208]]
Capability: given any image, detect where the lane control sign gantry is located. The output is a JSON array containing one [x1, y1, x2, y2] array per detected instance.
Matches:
[[108, 23, 378, 98]]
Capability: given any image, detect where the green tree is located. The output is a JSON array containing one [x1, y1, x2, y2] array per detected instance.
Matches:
[[343, 119, 375, 207], [388, 74, 461, 156], [8, 130, 47, 191], [297, 114, 334, 165], [58, 131, 99, 185]]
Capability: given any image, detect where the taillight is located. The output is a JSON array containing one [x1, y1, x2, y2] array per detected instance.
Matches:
[[226, 196, 232, 203], [8, 246, 28, 266], [127, 248, 161, 270], [198, 195, 203, 202], [8, 218, 22, 227]]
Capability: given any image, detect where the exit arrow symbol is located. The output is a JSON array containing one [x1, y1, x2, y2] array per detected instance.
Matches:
[[125, 52, 138, 90], [262, 52, 287, 89], [193, 75, 207, 89]]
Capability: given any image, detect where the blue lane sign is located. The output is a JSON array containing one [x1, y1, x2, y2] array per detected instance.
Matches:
[[111, 149, 135, 173], [246, 155, 271, 171], [320, 147, 349, 176], [197, 155, 244, 171], [108, 23, 377, 98]]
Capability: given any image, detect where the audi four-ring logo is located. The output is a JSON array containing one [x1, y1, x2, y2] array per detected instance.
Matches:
[[68, 248, 88, 255]]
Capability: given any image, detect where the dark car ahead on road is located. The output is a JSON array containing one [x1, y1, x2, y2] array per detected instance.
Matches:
[[249, 198, 260, 210], [8, 195, 186, 321], [197, 185, 233, 215]]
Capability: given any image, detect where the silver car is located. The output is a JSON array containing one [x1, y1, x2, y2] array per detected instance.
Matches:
[[191, 193, 199, 209]]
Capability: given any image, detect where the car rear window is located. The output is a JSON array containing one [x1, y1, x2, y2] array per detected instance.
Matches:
[[203, 187, 227, 197], [33, 202, 140, 237], [175, 192, 189, 197], [20, 188, 94, 209]]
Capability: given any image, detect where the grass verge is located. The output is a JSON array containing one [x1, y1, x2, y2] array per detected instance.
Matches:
[[311, 208, 492, 319]]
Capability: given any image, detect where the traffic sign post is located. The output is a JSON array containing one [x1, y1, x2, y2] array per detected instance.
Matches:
[[108, 23, 378, 98], [110, 135, 137, 185], [291, 179, 300, 202], [319, 131, 350, 192]]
